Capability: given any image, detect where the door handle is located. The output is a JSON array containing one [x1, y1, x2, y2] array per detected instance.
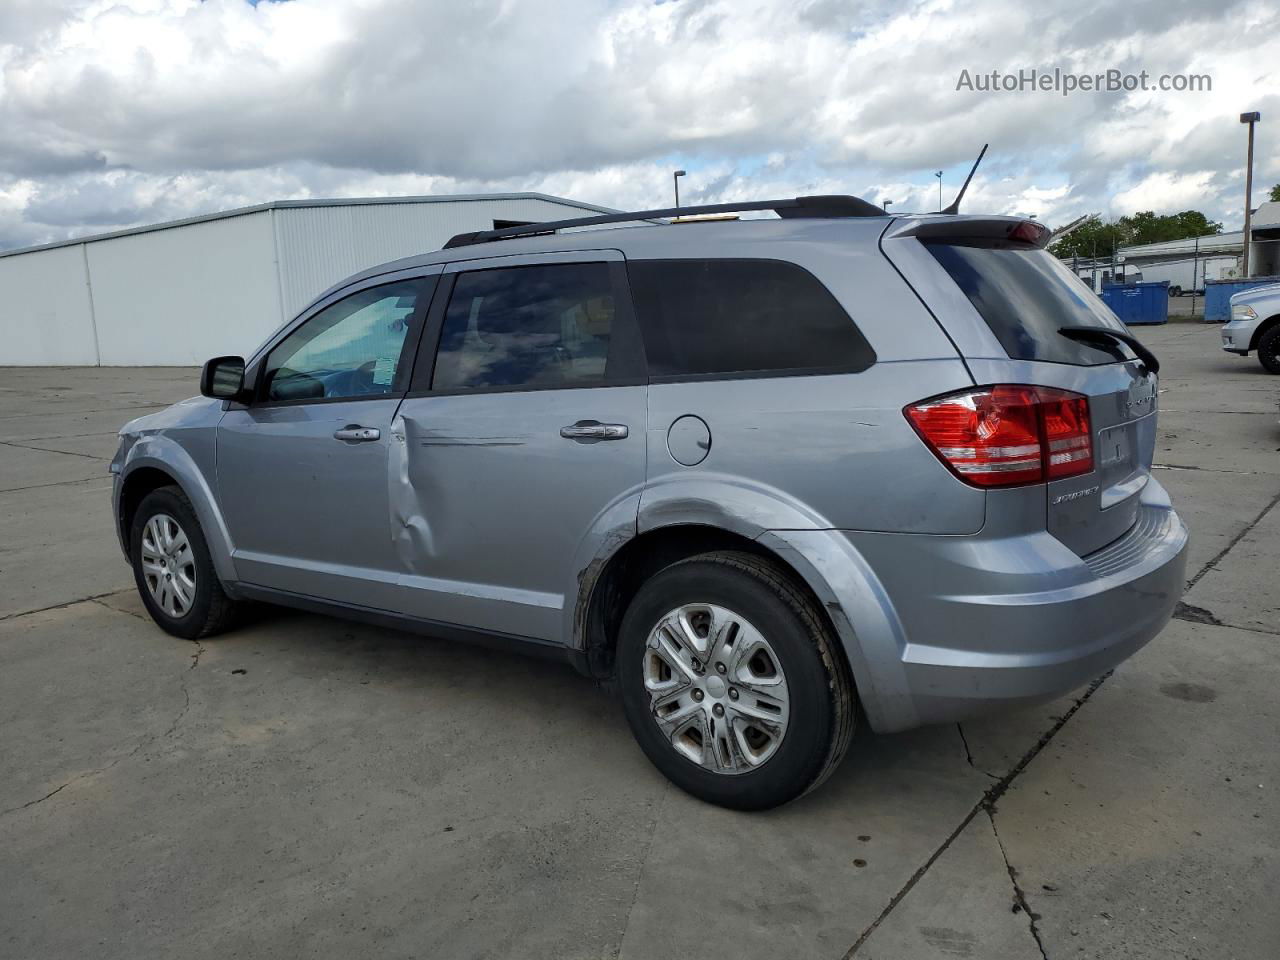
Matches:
[[333, 425, 381, 442], [560, 420, 629, 443]]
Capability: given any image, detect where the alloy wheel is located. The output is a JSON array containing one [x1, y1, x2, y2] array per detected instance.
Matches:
[[140, 513, 196, 618], [642, 603, 791, 774]]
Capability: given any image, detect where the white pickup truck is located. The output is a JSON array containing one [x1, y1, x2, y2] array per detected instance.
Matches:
[[1221, 283, 1280, 373]]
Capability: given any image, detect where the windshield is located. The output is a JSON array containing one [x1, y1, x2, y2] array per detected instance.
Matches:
[[926, 239, 1136, 366]]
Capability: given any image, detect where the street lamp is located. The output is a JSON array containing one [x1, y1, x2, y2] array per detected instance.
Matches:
[[882, 200, 893, 212], [1241, 112, 1261, 278], [934, 171, 943, 212], [673, 170, 686, 210]]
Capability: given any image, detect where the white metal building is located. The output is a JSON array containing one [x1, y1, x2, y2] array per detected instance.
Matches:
[[0, 193, 617, 366], [1065, 201, 1280, 293]]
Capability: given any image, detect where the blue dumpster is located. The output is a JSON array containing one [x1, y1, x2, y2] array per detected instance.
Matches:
[[1203, 276, 1280, 323], [1101, 282, 1169, 325]]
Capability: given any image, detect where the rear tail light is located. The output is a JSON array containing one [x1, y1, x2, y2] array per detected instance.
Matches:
[[905, 385, 1093, 488]]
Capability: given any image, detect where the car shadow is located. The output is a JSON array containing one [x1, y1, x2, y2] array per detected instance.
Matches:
[[212, 603, 990, 813]]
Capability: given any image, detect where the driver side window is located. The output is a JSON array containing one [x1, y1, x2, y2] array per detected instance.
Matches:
[[263, 278, 432, 402]]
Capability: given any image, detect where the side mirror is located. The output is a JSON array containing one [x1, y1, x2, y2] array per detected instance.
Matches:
[[200, 356, 249, 401]]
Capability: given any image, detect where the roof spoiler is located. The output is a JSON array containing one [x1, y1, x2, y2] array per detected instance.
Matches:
[[442, 194, 886, 249], [884, 215, 1051, 249]]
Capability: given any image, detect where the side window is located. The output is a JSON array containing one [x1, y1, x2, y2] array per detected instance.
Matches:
[[432, 263, 622, 391], [263, 278, 431, 402], [627, 258, 875, 378]]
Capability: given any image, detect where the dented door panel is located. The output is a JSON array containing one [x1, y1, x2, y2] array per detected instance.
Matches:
[[390, 387, 647, 640]]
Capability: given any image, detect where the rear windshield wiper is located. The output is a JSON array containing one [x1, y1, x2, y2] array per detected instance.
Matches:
[[1058, 325, 1160, 376]]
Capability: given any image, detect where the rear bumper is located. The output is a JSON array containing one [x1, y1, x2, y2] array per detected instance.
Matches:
[[771, 477, 1188, 733], [890, 507, 1185, 727]]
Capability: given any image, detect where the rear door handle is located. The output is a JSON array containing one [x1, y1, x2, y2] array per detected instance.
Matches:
[[333, 425, 381, 442], [560, 420, 629, 443]]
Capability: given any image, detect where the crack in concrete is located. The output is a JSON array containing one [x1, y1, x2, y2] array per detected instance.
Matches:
[[89, 595, 147, 622], [160, 639, 204, 742], [1151, 462, 1259, 475], [0, 589, 133, 623], [1173, 601, 1224, 626], [843, 671, 1112, 958], [612, 782, 669, 960], [0, 438, 111, 462], [956, 724, 998, 780], [1186, 488, 1280, 590], [985, 806, 1049, 960], [0, 475, 110, 495], [1171, 611, 1280, 637], [2, 429, 118, 442], [0, 632, 203, 818]]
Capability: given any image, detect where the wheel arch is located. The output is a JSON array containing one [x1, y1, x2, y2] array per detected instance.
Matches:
[[117, 440, 237, 584], [118, 466, 181, 559], [572, 523, 838, 678], [1248, 313, 1280, 351]]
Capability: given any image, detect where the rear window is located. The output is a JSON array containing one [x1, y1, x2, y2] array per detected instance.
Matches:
[[627, 258, 875, 378], [926, 240, 1135, 366]]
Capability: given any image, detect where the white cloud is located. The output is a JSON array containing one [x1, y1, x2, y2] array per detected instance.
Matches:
[[1112, 171, 1221, 216], [0, 0, 1277, 250]]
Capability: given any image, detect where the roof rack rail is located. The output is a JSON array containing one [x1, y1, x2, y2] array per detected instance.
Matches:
[[442, 194, 886, 249]]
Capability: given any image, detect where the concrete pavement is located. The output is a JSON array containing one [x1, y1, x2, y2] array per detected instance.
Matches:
[[1, 325, 1277, 958]]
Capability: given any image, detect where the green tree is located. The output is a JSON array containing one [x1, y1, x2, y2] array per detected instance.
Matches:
[[1049, 218, 1125, 260], [1269, 183, 1280, 202], [1118, 210, 1221, 245], [1050, 210, 1222, 259]]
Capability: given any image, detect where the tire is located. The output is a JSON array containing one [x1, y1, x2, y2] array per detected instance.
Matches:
[[617, 551, 855, 810], [1258, 325, 1280, 374], [1168, 286, 1182, 298], [130, 485, 239, 639]]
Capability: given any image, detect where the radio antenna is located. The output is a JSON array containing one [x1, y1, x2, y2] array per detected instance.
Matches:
[[940, 143, 988, 215]]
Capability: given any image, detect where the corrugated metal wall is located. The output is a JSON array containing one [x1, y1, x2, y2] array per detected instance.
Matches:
[[274, 197, 597, 318], [0, 243, 99, 365], [86, 212, 280, 365], [0, 196, 603, 366]]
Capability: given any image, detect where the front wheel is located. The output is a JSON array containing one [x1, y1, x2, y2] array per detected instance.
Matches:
[[130, 485, 239, 639], [617, 551, 855, 810], [1258, 326, 1280, 374]]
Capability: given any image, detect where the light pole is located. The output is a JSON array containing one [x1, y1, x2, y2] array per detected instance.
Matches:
[[1240, 112, 1260, 278], [673, 169, 686, 210], [882, 200, 893, 212], [935, 171, 943, 212]]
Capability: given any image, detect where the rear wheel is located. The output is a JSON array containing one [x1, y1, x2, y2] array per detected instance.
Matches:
[[1168, 285, 1182, 298], [617, 551, 855, 810], [1258, 326, 1280, 374], [130, 486, 239, 639]]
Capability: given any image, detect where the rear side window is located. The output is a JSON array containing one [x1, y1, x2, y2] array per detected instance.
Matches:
[[432, 263, 630, 391], [926, 240, 1135, 366], [627, 258, 875, 378]]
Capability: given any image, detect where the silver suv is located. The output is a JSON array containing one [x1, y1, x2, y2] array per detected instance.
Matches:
[[111, 196, 1188, 810]]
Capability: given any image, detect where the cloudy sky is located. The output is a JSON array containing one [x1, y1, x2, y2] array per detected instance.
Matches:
[[0, 0, 1276, 251]]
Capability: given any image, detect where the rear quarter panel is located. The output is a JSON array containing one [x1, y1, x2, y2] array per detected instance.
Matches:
[[630, 219, 986, 536], [641, 362, 984, 535]]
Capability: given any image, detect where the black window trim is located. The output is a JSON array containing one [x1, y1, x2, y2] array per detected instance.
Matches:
[[245, 271, 443, 409], [646, 363, 876, 385], [625, 256, 878, 383], [404, 258, 647, 398]]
